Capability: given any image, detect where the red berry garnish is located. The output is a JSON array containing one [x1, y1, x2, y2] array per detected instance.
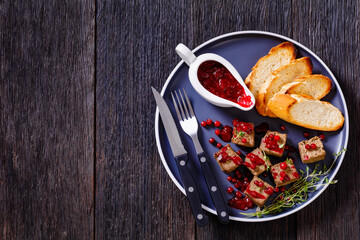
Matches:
[[319, 134, 325, 140], [258, 181, 264, 187], [219, 125, 232, 142], [303, 132, 310, 138], [244, 177, 248, 181], [280, 171, 286, 178], [269, 134, 274, 139], [305, 144, 310, 150], [236, 191, 242, 197], [280, 187, 286, 192], [264, 187, 273, 195], [274, 135, 280, 141], [274, 187, 279, 193], [227, 176, 232, 182], [206, 119, 213, 125], [279, 177, 284, 181], [215, 129, 221, 135], [280, 162, 287, 170], [241, 138, 247, 143], [293, 172, 300, 178], [209, 138, 215, 144], [236, 150, 242, 156], [250, 163, 256, 169], [231, 178, 237, 183], [216, 143, 222, 148], [254, 180, 259, 186], [235, 170, 240, 175], [311, 143, 316, 149], [214, 121, 221, 127], [227, 187, 234, 193], [234, 182, 240, 188], [201, 121, 207, 127], [280, 125, 286, 131]]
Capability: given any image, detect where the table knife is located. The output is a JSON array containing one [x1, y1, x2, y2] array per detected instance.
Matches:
[[152, 87, 208, 227]]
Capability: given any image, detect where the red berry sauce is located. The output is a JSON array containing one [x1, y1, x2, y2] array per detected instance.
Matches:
[[263, 134, 283, 153], [197, 61, 253, 108], [217, 145, 242, 165], [246, 152, 265, 166], [232, 119, 254, 134]]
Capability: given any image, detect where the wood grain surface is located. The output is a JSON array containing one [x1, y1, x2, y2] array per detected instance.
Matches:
[[1, 0, 359, 239]]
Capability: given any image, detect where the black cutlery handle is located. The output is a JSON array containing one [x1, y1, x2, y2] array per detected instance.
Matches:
[[175, 154, 209, 227], [197, 152, 229, 224]]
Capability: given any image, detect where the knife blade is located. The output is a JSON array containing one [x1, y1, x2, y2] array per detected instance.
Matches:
[[152, 87, 208, 227]]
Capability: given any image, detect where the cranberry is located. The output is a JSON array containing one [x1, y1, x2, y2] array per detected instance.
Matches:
[[250, 163, 256, 169], [285, 144, 289, 150], [227, 187, 234, 193], [234, 182, 240, 189], [279, 196, 284, 200], [236, 191, 242, 197], [254, 122, 269, 134], [280, 125, 286, 131], [231, 178, 237, 183], [216, 143, 222, 148], [264, 187, 273, 195], [274, 135, 280, 141], [201, 121, 207, 127], [319, 134, 325, 140], [236, 173, 242, 179], [274, 187, 279, 193], [293, 172, 300, 178], [206, 119, 213, 125], [279, 177, 284, 181], [280, 162, 287, 170], [241, 138, 247, 143], [236, 150, 242, 156], [219, 125, 232, 142], [244, 177, 248, 181], [258, 181, 264, 187], [209, 138, 215, 144], [254, 180, 259, 186], [269, 134, 274, 139], [280, 171, 286, 178], [311, 143, 316, 149], [227, 176, 232, 182], [214, 121, 221, 127], [305, 144, 310, 150], [215, 129, 221, 135], [280, 187, 286, 192], [303, 132, 310, 138], [235, 170, 240, 175]]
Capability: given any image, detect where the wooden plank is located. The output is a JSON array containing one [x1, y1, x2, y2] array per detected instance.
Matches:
[[95, 0, 195, 239], [292, 1, 360, 239], [0, 1, 95, 239]]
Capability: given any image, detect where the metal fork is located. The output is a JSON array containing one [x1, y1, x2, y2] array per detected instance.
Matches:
[[171, 89, 229, 224]]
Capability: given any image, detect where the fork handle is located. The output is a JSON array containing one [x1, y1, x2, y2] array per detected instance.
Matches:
[[174, 153, 209, 227], [197, 152, 230, 224]]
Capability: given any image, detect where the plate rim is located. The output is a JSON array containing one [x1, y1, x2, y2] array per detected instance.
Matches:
[[154, 30, 349, 222]]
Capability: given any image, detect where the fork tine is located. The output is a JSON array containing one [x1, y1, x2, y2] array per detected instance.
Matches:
[[182, 88, 195, 117], [178, 89, 190, 119], [174, 90, 186, 120], [171, 92, 183, 121]]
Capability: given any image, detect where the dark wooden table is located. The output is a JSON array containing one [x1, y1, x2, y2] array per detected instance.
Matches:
[[0, 0, 359, 239]]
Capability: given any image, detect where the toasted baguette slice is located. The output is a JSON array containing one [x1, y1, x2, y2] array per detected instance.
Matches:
[[256, 57, 313, 117], [245, 42, 296, 99], [268, 93, 344, 131], [280, 74, 332, 99]]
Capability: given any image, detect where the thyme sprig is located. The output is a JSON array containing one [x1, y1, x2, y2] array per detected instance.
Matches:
[[241, 148, 346, 218]]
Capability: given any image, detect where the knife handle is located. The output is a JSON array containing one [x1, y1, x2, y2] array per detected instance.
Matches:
[[197, 152, 229, 224], [175, 154, 208, 227]]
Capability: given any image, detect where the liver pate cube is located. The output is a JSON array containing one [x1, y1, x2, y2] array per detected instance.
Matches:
[[213, 144, 242, 173], [244, 148, 271, 176], [271, 159, 300, 187], [260, 130, 287, 157], [298, 136, 326, 164], [231, 121, 255, 147], [244, 176, 274, 207]]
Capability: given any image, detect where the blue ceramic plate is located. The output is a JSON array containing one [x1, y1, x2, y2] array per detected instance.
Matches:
[[154, 31, 349, 222]]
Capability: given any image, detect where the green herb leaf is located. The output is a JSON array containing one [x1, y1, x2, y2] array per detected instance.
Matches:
[[278, 142, 285, 148], [237, 131, 245, 138]]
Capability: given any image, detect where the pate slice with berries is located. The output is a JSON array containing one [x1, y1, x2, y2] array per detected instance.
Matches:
[[231, 120, 255, 147], [298, 136, 326, 164], [271, 159, 300, 187], [244, 148, 271, 176], [213, 144, 242, 173], [244, 176, 274, 207], [260, 130, 287, 157]]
